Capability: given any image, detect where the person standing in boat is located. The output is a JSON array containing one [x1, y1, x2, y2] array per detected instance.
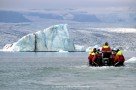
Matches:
[[101, 42, 112, 58]]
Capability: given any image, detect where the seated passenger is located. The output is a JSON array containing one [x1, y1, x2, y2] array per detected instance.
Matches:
[[110, 49, 117, 65], [96, 49, 103, 66], [114, 49, 125, 66], [88, 48, 98, 66]]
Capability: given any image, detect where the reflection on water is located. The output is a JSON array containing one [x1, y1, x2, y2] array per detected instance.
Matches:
[[0, 52, 136, 90]]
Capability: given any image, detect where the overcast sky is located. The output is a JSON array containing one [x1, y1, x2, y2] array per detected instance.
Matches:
[[0, 0, 135, 12]]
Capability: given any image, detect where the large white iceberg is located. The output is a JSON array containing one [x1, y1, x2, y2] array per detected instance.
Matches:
[[3, 24, 75, 51]]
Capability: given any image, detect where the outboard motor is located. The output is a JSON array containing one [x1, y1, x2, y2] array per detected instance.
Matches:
[[102, 58, 110, 66]]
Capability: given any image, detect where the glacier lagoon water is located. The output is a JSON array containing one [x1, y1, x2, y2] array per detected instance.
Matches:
[[0, 52, 136, 90]]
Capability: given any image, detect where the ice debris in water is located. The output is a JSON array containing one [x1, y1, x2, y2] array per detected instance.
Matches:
[[58, 49, 68, 53], [74, 44, 84, 51], [85, 45, 100, 52], [3, 24, 75, 52]]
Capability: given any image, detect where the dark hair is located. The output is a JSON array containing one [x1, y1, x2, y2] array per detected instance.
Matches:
[[115, 49, 120, 52], [93, 48, 97, 52], [105, 42, 108, 46]]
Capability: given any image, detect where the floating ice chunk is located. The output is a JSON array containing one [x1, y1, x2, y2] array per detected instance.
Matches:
[[86, 47, 93, 52], [93, 45, 99, 49], [58, 49, 68, 53], [75, 44, 85, 51], [86, 45, 100, 52], [3, 24, 75, 52]]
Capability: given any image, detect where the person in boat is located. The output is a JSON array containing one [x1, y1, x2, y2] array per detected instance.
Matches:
[[88, 48, 99, 66], [110, 49, 117, 65], [114, 49, 125, 66], [101, 42, 112, 58]]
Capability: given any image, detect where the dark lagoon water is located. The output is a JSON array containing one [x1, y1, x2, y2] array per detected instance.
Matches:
[[0, 51, 136, 90]]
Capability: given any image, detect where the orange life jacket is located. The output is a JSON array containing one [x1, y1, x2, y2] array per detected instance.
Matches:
[[115, 55, 125, 62], [88, 52, 97, 62], [102, 45, 111, 52], [114, 51, 125, 62]]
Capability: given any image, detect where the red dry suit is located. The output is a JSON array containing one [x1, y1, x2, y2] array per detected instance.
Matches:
[[114, 50, 125, 63], [88, 52, 97, 65], [101, 45, 112, 58], [102, 45, 111, 52]]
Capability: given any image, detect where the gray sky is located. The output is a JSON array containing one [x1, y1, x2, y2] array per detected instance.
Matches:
[[0, 0, 135, 11]]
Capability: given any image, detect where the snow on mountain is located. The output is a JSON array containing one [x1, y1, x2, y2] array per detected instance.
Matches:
[[3, 24, 75, 51], [90, 28, 136, 33], [69, 27, 136, 51]]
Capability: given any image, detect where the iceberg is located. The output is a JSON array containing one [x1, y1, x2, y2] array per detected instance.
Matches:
[[3, 24, 75, 52]]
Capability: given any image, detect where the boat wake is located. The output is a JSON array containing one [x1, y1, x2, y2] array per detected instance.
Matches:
[[72, 57, 136, 70], [125, 57, 136, 63]]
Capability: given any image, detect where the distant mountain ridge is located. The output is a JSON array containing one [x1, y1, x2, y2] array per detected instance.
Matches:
[[0, 10, 31, 23], [0, 9, 136, 24]]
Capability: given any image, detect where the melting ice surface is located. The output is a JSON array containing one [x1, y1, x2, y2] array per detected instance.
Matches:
[[0, 51, 136, 90], [3, 24, 75, 51]]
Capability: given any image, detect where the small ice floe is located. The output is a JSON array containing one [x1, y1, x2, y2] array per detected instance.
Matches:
[[86, 45, 100, 52], [75, 44, 85, 51], [58, 49, 68, 53], [85, 47, 92, 52]]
